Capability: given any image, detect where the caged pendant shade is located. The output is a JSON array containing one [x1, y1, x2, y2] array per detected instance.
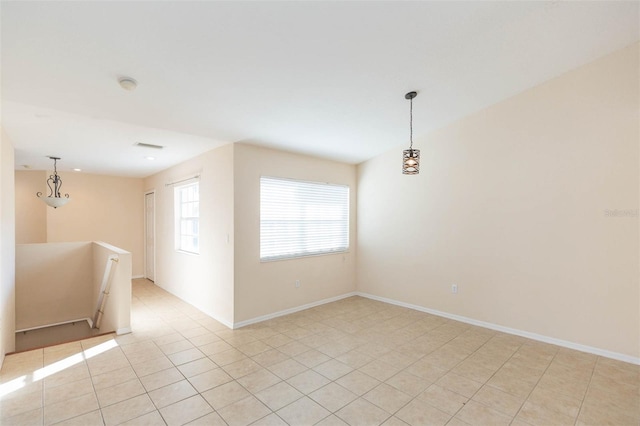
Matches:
[[37, 156, 71, 208], [402, 91, 420, 175]]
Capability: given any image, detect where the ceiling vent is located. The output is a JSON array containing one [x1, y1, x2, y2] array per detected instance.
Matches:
[[135, 142, 164, 150]]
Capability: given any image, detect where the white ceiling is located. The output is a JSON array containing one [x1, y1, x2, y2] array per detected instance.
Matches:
[[2, 1, 638, 177]]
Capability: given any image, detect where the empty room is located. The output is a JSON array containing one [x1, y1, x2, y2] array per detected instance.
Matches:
[[0, 1, 638, 426]]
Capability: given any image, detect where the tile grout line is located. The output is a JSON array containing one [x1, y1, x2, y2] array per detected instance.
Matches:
[[427, 332, 527, 425], [5, 279, 637, 426], [510, 347, 560, 426], [268, 318, 481, 424], [573, 356, 599, 426], [82, 344, 108, 426]]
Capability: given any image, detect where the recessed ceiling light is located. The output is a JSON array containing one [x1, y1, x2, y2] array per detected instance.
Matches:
[[22, 165, 32, 169], [145, 156, 155, 161], [73, 168, 82, 172], [118, 76, 138, 91]]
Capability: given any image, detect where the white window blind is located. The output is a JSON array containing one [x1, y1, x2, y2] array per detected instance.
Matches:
[[175, 182, 199, 254], [260, 176, 349, 261]]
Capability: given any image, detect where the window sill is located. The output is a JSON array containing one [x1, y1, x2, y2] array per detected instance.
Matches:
[[176, 250, 199, 256], [260, 249, 349, 263]]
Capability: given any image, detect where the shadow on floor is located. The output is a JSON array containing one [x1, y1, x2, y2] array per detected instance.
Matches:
[[16, 321, 103, 352]]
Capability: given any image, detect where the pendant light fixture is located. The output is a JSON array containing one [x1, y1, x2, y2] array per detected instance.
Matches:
[[402, 91, 420, 175], [37, 156, 70, 208]]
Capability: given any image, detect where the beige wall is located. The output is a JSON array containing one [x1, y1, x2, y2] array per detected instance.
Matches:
[[357, 44, 639, 358], [16, 242, 93, 330], [15, 170, 46, 244], [15, 171, 145, 276], [0, 129, 16, 365], [233, 144, 357, 323], [147, 143, 358, 326], [144, 144, 235, 326], [14, 241, 131, 334]]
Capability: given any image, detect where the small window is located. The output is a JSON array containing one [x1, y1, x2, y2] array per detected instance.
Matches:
[[260, 176, 349, 261], [175, 182, 199, 254]]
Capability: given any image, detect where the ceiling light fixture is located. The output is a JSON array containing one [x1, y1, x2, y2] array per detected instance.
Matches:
[[402, 91, 420, 175], [37, 157, 70, 208], [135, 142, 164, 150], [118, 76, 138, 91], [145, 156, 156, 161]]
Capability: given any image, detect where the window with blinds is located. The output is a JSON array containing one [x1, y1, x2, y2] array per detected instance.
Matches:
[[175, 182, 199, 254], [260, 176, 349, 261]]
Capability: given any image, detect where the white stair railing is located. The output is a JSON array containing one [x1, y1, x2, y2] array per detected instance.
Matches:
[[93, 255, 119, 329]]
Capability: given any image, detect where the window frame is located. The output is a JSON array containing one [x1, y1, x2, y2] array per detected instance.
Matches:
[[174, 181, 200, 255], [260, 176, 350, 262]]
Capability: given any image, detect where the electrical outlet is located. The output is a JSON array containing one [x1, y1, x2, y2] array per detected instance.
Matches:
[[295, 280, 300, 288], [451, 284, 458, 294]]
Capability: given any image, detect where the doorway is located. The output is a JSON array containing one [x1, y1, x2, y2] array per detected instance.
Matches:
[[145, 191, 155, 282]]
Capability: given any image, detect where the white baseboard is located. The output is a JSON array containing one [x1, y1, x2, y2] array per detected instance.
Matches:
[[357, 292, 640, 365], [233, 292, 358, 329], [132, 275, 144, 279], [141, 279, 638, 365], [116, 327, 132, 335]]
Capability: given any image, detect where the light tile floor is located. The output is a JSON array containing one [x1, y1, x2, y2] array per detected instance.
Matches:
[[1, 279, 638, 426]]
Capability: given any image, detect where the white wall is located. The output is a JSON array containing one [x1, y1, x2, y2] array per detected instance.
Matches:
[[0, 129, 16, 366], [233, 144, 357, 324], [144, 144, 235, 326], [357, 44, 639, 359]]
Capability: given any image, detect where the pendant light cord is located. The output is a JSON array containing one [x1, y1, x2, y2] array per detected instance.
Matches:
[[409, 96, 413, 150]]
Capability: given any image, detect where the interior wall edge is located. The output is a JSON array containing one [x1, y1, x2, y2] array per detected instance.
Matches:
[[154, 281, 234, 330], [232, 291, 358, 329], [0, 128, 16, 366]]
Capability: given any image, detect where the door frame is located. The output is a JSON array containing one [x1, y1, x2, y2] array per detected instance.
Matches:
[[144, 190, 156, 282]]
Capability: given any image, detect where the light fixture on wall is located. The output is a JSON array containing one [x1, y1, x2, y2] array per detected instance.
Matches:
[[402, 91, 420, 175], [37, 156, 70, 208]]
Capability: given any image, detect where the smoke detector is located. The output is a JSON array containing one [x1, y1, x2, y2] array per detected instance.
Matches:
[[118, 77, 138, 91]]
